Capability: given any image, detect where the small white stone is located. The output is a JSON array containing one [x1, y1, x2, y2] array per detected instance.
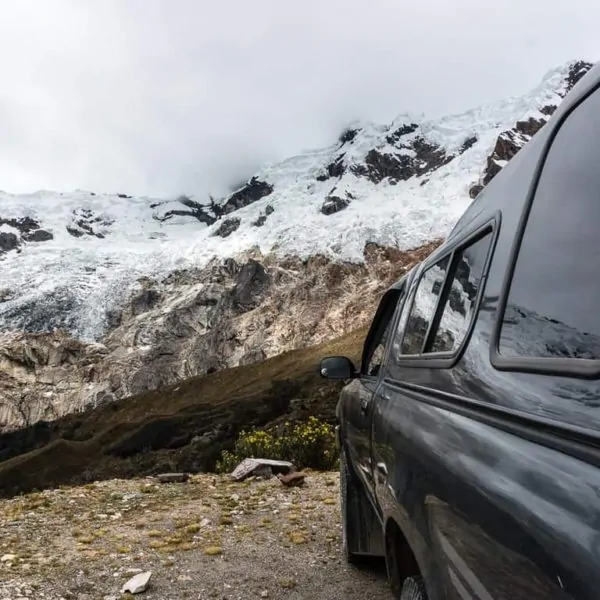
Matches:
[[0, 554, 16, 562]]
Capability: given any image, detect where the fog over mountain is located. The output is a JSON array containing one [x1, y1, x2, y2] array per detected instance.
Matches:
[[0, 0, 598, 197]]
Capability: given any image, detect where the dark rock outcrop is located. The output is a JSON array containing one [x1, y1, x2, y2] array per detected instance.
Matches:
[[153, 196, 218, 226], [471, 61, 594, 195], [23, 229, 53, 242], [317, 157, 346, 181], [385, 122, 419, 145], [213, 217, 241, 238], [222, 177, 273, 214], [321, 194, 351, 215], [251, 204, 275, 227], [0, 233, 19, 254], [352, 137, 454, 184], [564, 60, 594, 94], [460, 135, 478, 154], [0, 217, 53, 254], [339, 128, 359, 144], [0, 217, 40, 234], [66, 208, 114, 239]]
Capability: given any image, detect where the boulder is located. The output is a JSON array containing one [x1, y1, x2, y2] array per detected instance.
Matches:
[[231, 458, 295, 482], [121, 571, 152, 594]]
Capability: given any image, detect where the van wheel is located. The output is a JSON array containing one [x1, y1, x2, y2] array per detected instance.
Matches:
[[399, 576, 427, 600], [340, 450, 365, 565]]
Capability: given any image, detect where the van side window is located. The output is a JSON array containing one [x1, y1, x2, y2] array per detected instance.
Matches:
[[367, 316, 393, 376], [394, 230, 493, 359], [400, 256, 450, 355], [431, 234, 492, 353], [361, 286, 404, 377], [497, 88, 600, 361]]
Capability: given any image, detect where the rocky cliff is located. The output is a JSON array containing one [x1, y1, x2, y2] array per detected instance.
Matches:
[[0, 60, 594, 431]]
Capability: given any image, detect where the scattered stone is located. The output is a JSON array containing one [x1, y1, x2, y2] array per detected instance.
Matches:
[[277, 472, 306, 487], [231, 459, 295, 482], [1, 554, 16, 562], [260, 590, 269, 598], [121, 571, 152, 594], [155, 473, 190, 484]]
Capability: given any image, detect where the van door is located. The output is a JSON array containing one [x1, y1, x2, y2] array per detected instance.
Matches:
[[341, 286, 404, 503]]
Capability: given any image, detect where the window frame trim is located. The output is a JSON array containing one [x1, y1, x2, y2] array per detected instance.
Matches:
[[392, 214, 500, 369], [360, 285, 405, 379], [490, 81, 600, 379]]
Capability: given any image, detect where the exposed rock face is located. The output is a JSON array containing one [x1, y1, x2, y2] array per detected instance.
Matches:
[[385, 122, 419, 145], [317, 156, 346, 181], [460, 135, 478, 154], [66, 208, 113, 239], [339, 127, 359, 144], [0, 216, 53, 255], [0, 233, 19, 254], [222, 177, 273, 214], [321, 193, 352, 215], [0, 241, 440, 432], [352, 136, 454, 184], [251, 204, 274, 227], [470, 60, 594, 196], [152, 195, 219, 226], [0, 331, 110, 428], [213, 217, 242, 238]]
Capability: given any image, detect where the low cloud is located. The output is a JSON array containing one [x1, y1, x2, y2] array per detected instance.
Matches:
[[0, 0, 597, 199]]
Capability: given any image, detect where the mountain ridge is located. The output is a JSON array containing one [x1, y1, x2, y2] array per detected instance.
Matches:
[[0, 59, 594, 432]]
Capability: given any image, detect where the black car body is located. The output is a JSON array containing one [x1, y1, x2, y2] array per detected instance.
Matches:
[[320, 62, 600, 599]]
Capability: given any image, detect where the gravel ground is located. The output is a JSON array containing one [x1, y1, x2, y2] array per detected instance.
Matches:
[[0, 472, 393, 599]]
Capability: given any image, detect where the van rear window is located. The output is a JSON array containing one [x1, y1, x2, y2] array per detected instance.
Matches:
[[497, 88, 600, 362]]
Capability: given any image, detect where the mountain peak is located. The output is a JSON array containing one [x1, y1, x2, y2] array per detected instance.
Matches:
[[0, 60, 595, 341]]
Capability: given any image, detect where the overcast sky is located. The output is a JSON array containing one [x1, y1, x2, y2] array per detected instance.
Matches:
[[0, 0, 598, 199]]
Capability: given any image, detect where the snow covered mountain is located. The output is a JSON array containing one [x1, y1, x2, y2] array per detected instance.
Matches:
[[0, 60, 592, 343], [0, 60, 594, 432]]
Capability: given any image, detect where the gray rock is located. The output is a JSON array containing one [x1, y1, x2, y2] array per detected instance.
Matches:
[[156, 472, 190, 484], [121, 571, 152, 594], [212, 217, 241, 238], [231, 458, 295, 482]]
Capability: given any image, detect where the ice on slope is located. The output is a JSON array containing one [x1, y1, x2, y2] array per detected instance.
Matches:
[[0, 62, 583, 340]]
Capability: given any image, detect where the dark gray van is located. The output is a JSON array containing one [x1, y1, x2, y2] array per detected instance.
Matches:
[[320, 63, 600, 599]]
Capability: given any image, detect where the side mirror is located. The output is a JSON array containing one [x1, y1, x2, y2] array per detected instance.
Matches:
[[319, 356, 357, 380]]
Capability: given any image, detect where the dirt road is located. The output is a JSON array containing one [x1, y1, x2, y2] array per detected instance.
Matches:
[[0, 471, 393, 599]]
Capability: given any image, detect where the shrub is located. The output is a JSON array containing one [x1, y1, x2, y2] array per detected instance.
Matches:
[[216, 416, 338, 473]]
